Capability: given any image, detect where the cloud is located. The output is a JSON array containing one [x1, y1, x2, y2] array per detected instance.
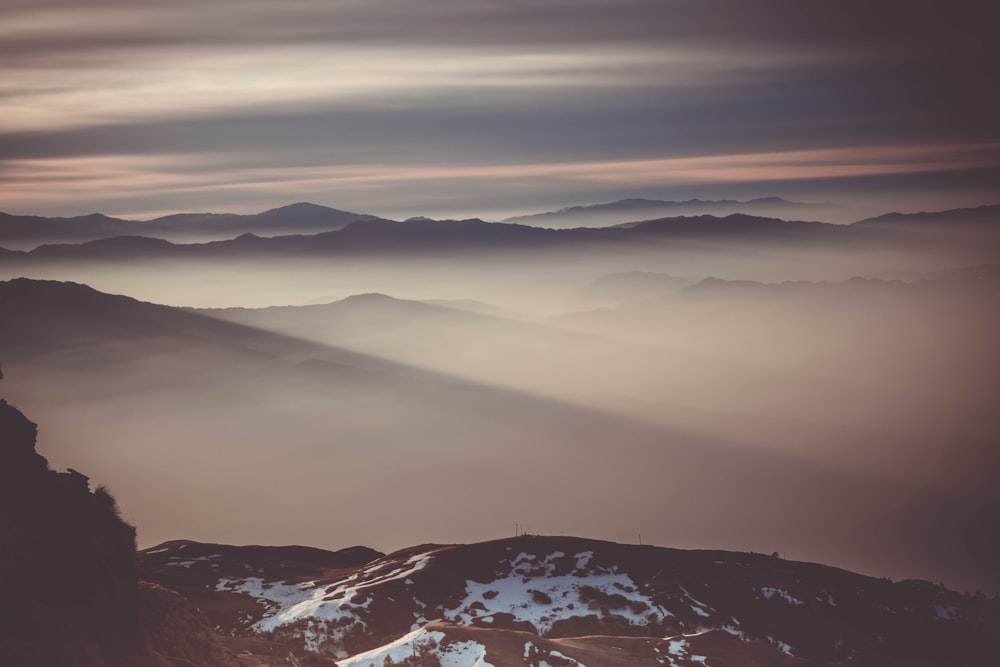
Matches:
[[0, 0, 997, 216]]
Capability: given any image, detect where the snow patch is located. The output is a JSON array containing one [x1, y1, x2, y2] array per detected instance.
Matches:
[[759, 587, 804, 606], [338, 628, 444, 667], [524, 641, 586, 667], [722, 624, 745, 639], [448, 551, 671, 635], [768, 636, 794, 655], [339, 628, 493, 667], [679, 586, 715, 618], [662, 636, 709, 666], [215, 548, 438, 653]]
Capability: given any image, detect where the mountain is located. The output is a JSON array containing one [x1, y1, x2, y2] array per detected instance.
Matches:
[[851, 204, 1000, 240], [141, 535, 1000, 666], [146, 201, 390, 238], [0, 202, 392, 248], [4, 203, 997, 260], [0, 397, 241, 667], [502, 197, 834, 228], [2, 213, 889, 264], [0, 211, 138, 247]]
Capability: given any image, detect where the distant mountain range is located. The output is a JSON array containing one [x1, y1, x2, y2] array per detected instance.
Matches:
[[0, 213, 902, 264], [0, 202, 391, 248], [852, 204, 1000, 237], [139, 535, 1000, 666], [501, 196, 835, 228], [2, 202, 996, 259]]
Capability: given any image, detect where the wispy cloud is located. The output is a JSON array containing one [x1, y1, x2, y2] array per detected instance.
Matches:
[[0, 0, 997, 216]]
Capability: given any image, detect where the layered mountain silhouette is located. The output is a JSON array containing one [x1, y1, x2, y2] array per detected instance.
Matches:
[[0, 202, 391, 248], [0, 213, 913, 264], [502, 197, 834, 228], [3, 202, 996, 260], [852, 204, 1000, 240]]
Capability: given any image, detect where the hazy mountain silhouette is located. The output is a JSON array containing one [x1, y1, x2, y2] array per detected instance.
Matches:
[[851, 205, 1000, 250], [0, 213, 908, 265], [146, 201, 390, 237], [4, 203, 997, 262], [0, 202, 391, 249], [502, 196, 835, 228], [4, 275, 1000, 664], [5, 277, 979, 597], [852, 204, 1000, 230], [0, 211, 136, 247]]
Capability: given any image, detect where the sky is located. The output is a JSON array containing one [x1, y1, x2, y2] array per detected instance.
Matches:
[[1, 0, 998, 221]]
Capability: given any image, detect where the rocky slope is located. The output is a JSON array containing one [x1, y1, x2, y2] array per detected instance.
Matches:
[[142, 536, 1000, 666], [0, 397, 241, 667]]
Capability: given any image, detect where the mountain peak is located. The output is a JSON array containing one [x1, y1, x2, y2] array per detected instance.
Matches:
[[258, 202, 341, 216]]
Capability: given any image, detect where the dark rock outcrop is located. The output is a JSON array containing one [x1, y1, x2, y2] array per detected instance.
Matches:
[[0, 398, 240, 667]]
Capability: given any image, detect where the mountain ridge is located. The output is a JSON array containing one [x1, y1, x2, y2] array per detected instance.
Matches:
[[140, 534, 1000, 666], [1, 212, 881, 263], [501, 196, 835, 228], [0, 202, 393, 248]]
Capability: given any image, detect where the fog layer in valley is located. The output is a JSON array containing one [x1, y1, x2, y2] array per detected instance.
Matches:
[[1, 213, 998, 594]]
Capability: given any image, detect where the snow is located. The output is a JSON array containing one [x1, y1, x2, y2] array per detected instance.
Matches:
[[667, 639, 687, 656], [662, 636, 709, 666], [759, 587, 804, 606], [679, 586, 714, 618], [722, 624, 745, 639], [215, 548, 438, 653], [338, 628, 444, 667], [448, 551, 671, 635], [934, 605, 958, 621], [166, 554, 221, 568], [145, 546, 170, 555], [547, 649, 584, 667], [338, 628, 494, 667], [767, 636, 794, 655], [524, 641, 586, 667]]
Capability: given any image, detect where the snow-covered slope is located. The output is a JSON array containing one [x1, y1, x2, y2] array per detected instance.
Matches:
[[141, 536, 1000, 666]]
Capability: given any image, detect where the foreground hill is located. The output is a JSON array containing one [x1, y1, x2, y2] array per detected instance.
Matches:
[[141, 535, 1000, 666], [7, 386, 997, 665]]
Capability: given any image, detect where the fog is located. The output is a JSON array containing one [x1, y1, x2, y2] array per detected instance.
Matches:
[[1, 226, 998, 594]]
